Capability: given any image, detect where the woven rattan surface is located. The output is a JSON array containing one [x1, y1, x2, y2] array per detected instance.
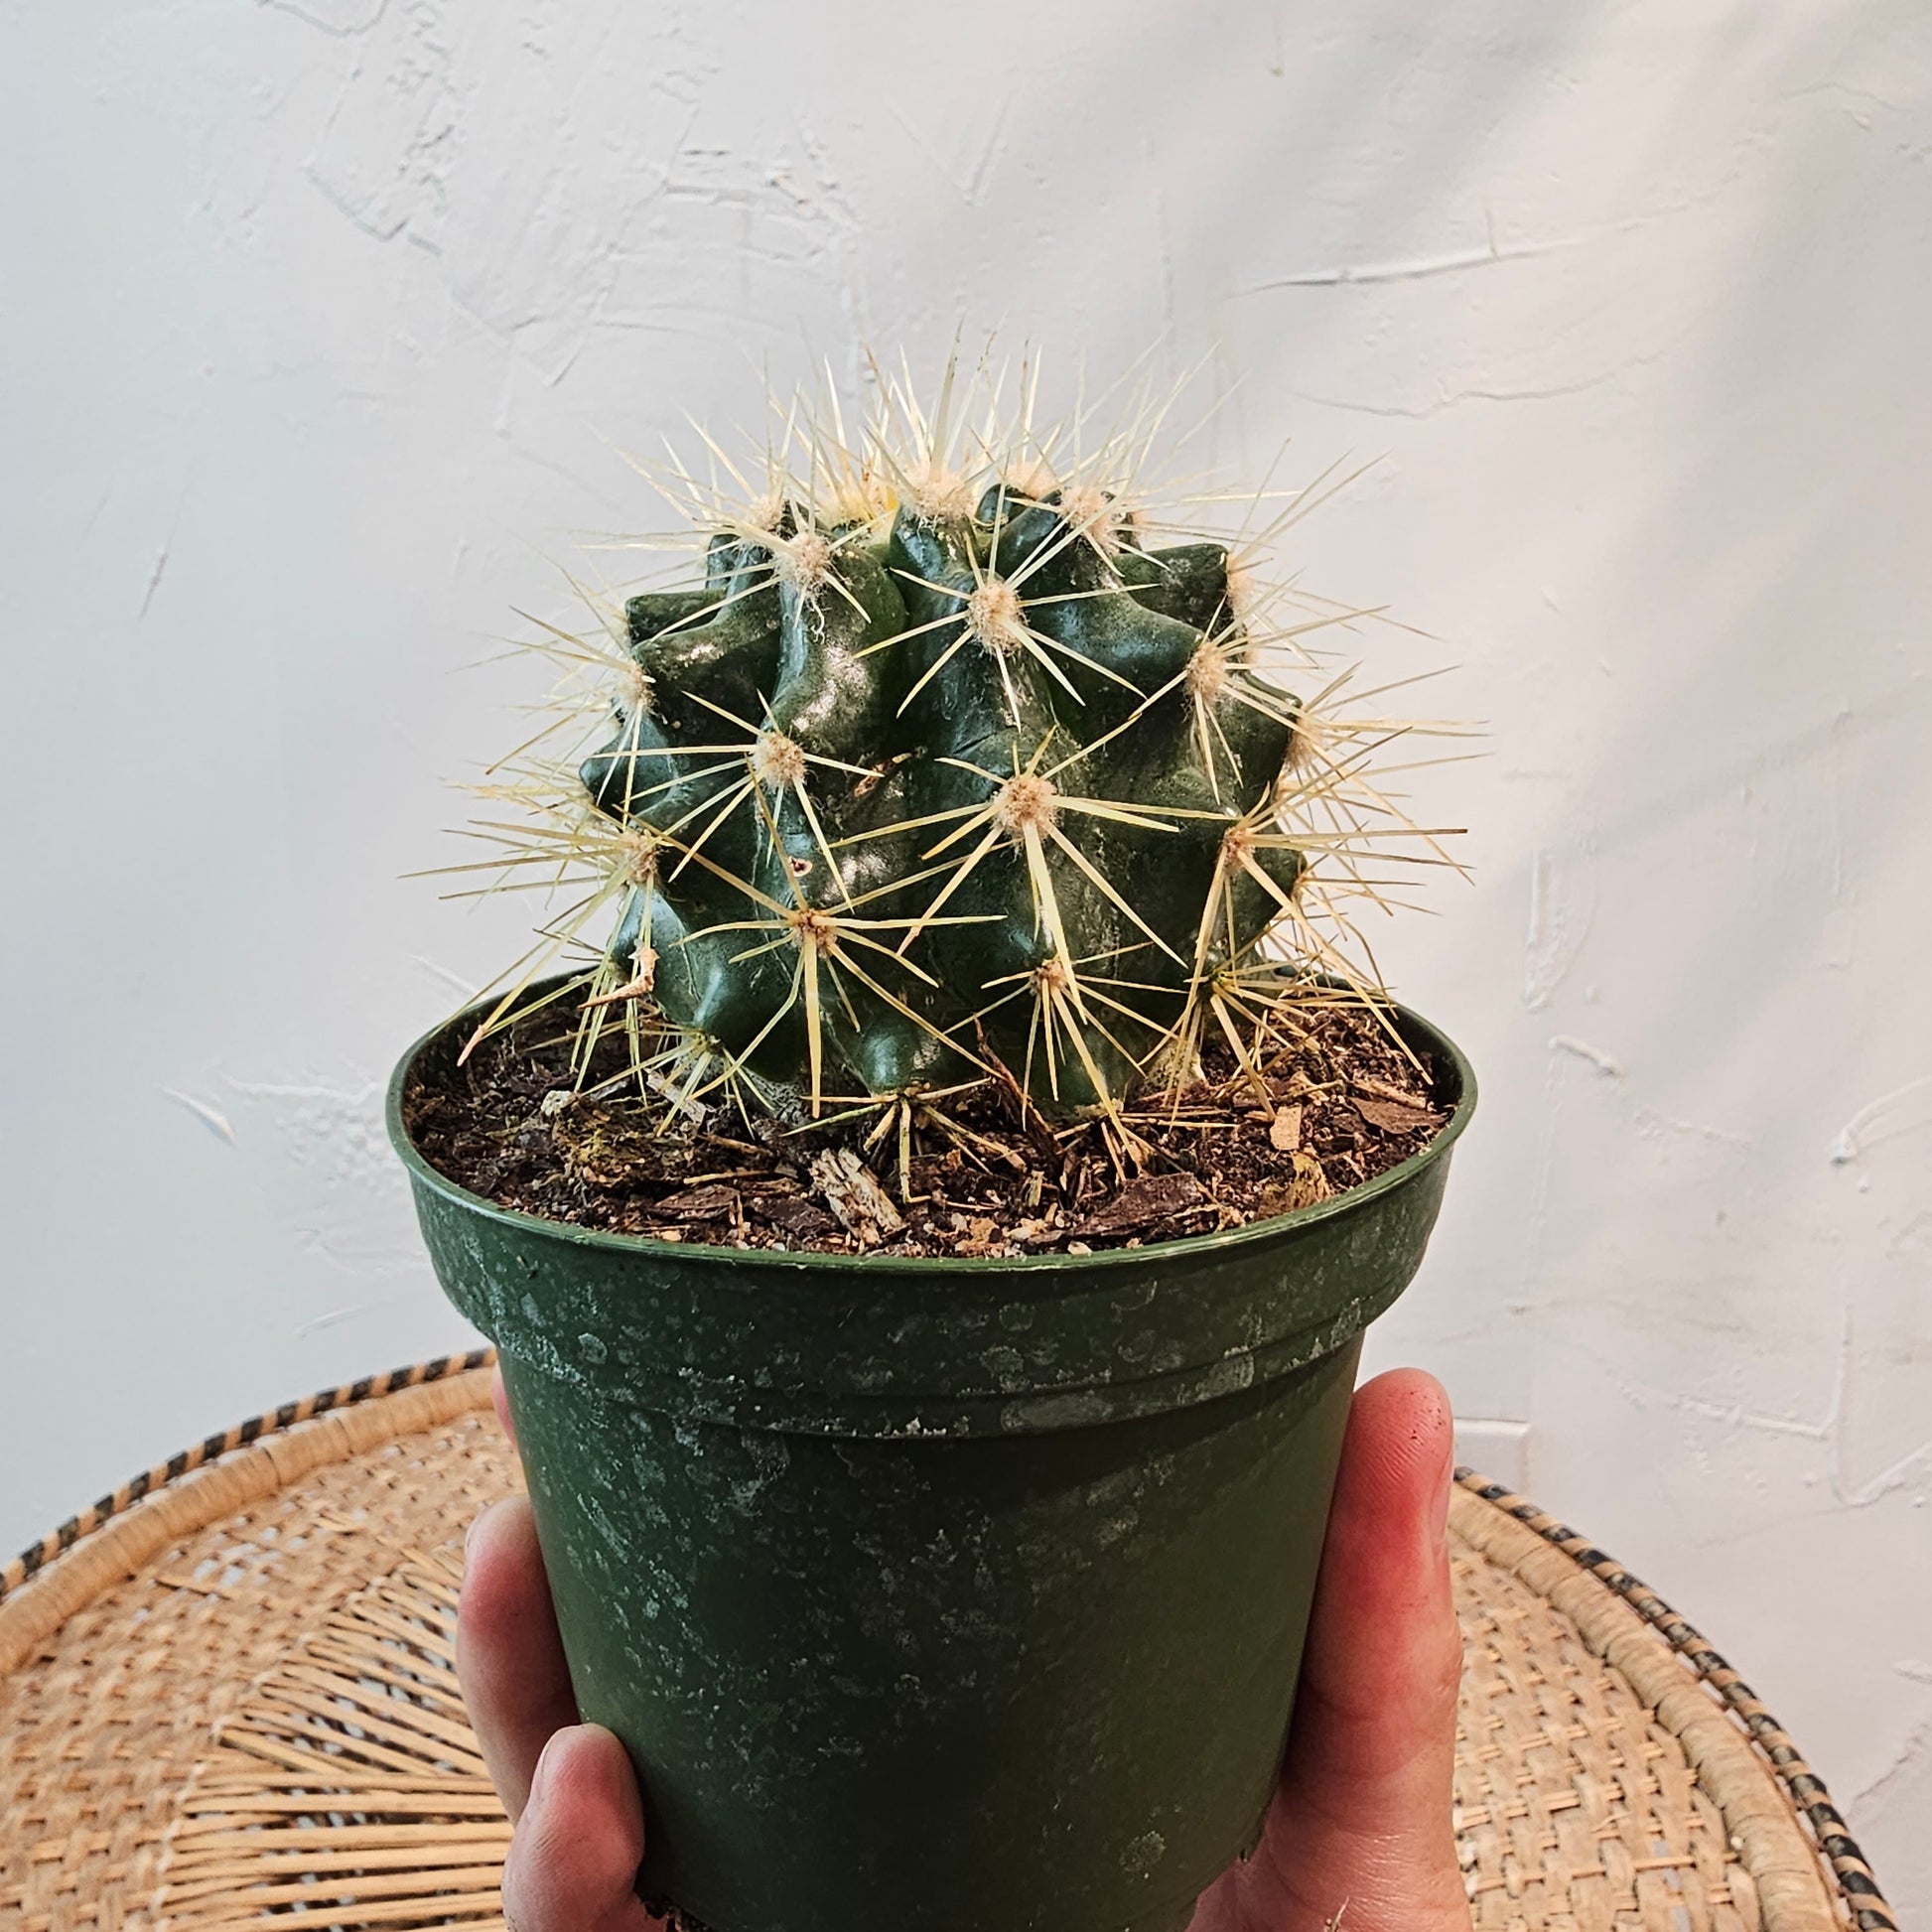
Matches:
[[0, 1356, 1894, 1932]]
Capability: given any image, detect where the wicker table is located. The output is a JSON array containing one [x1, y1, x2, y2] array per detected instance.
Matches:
[[0, 1352, 1896, 1932]]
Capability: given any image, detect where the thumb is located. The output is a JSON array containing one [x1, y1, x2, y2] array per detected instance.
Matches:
[[1274, 1368, 1468, 1927], [1209, 1369, 1469, 1932], [502, 1725, 655, 1932]]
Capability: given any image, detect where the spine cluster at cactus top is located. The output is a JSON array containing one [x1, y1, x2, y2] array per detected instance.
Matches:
[[461, 357, 1442, 1123]]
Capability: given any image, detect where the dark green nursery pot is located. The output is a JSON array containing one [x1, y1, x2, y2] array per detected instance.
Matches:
[[389, 995, 1474, 1932]]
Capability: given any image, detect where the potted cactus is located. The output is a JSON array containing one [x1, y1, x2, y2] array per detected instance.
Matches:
[[388, 354, 1473, 1932]]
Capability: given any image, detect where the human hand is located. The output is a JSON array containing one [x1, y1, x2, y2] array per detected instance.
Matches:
[[458, 1368, 1470, 1932], [1185, 1368, 1470, 1932], [454, 1368, 650, 1931]]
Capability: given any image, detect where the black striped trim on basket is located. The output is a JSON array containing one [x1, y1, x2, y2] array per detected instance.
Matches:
[[1454, 1467, 1899, 1932], [0, 1348, 496, 1609]]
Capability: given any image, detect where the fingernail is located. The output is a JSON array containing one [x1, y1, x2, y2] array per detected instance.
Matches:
[[527, 1731, 560, 1814]]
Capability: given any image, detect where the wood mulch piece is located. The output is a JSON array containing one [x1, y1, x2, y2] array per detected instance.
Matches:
[[403, 1000, 1450, 1259]]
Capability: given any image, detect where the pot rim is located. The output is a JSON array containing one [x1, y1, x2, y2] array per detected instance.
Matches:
[[387, 987, 1476, 1279]]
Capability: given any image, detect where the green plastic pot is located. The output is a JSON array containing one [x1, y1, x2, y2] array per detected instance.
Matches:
[[388, 992, 1474, 1932]]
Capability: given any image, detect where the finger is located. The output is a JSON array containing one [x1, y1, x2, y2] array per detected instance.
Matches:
[[492, 1364, 517, 1449], [458, 1495, 579, 1821], [1274, 1367, 1467, 1922], [1295, 1369, 1458, 1773], [503, 1724, 653, 1932]]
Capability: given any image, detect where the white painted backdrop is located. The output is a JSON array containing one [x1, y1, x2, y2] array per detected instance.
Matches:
[[3, 0, 1927, 1910]]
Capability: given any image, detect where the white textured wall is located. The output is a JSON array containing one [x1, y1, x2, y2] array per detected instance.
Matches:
[[3, 1, 1927, 1910]]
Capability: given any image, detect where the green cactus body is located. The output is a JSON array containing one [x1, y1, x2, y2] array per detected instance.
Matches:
[[448, 359, 1453, 1133], [568, 471, 1307, 1119]]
